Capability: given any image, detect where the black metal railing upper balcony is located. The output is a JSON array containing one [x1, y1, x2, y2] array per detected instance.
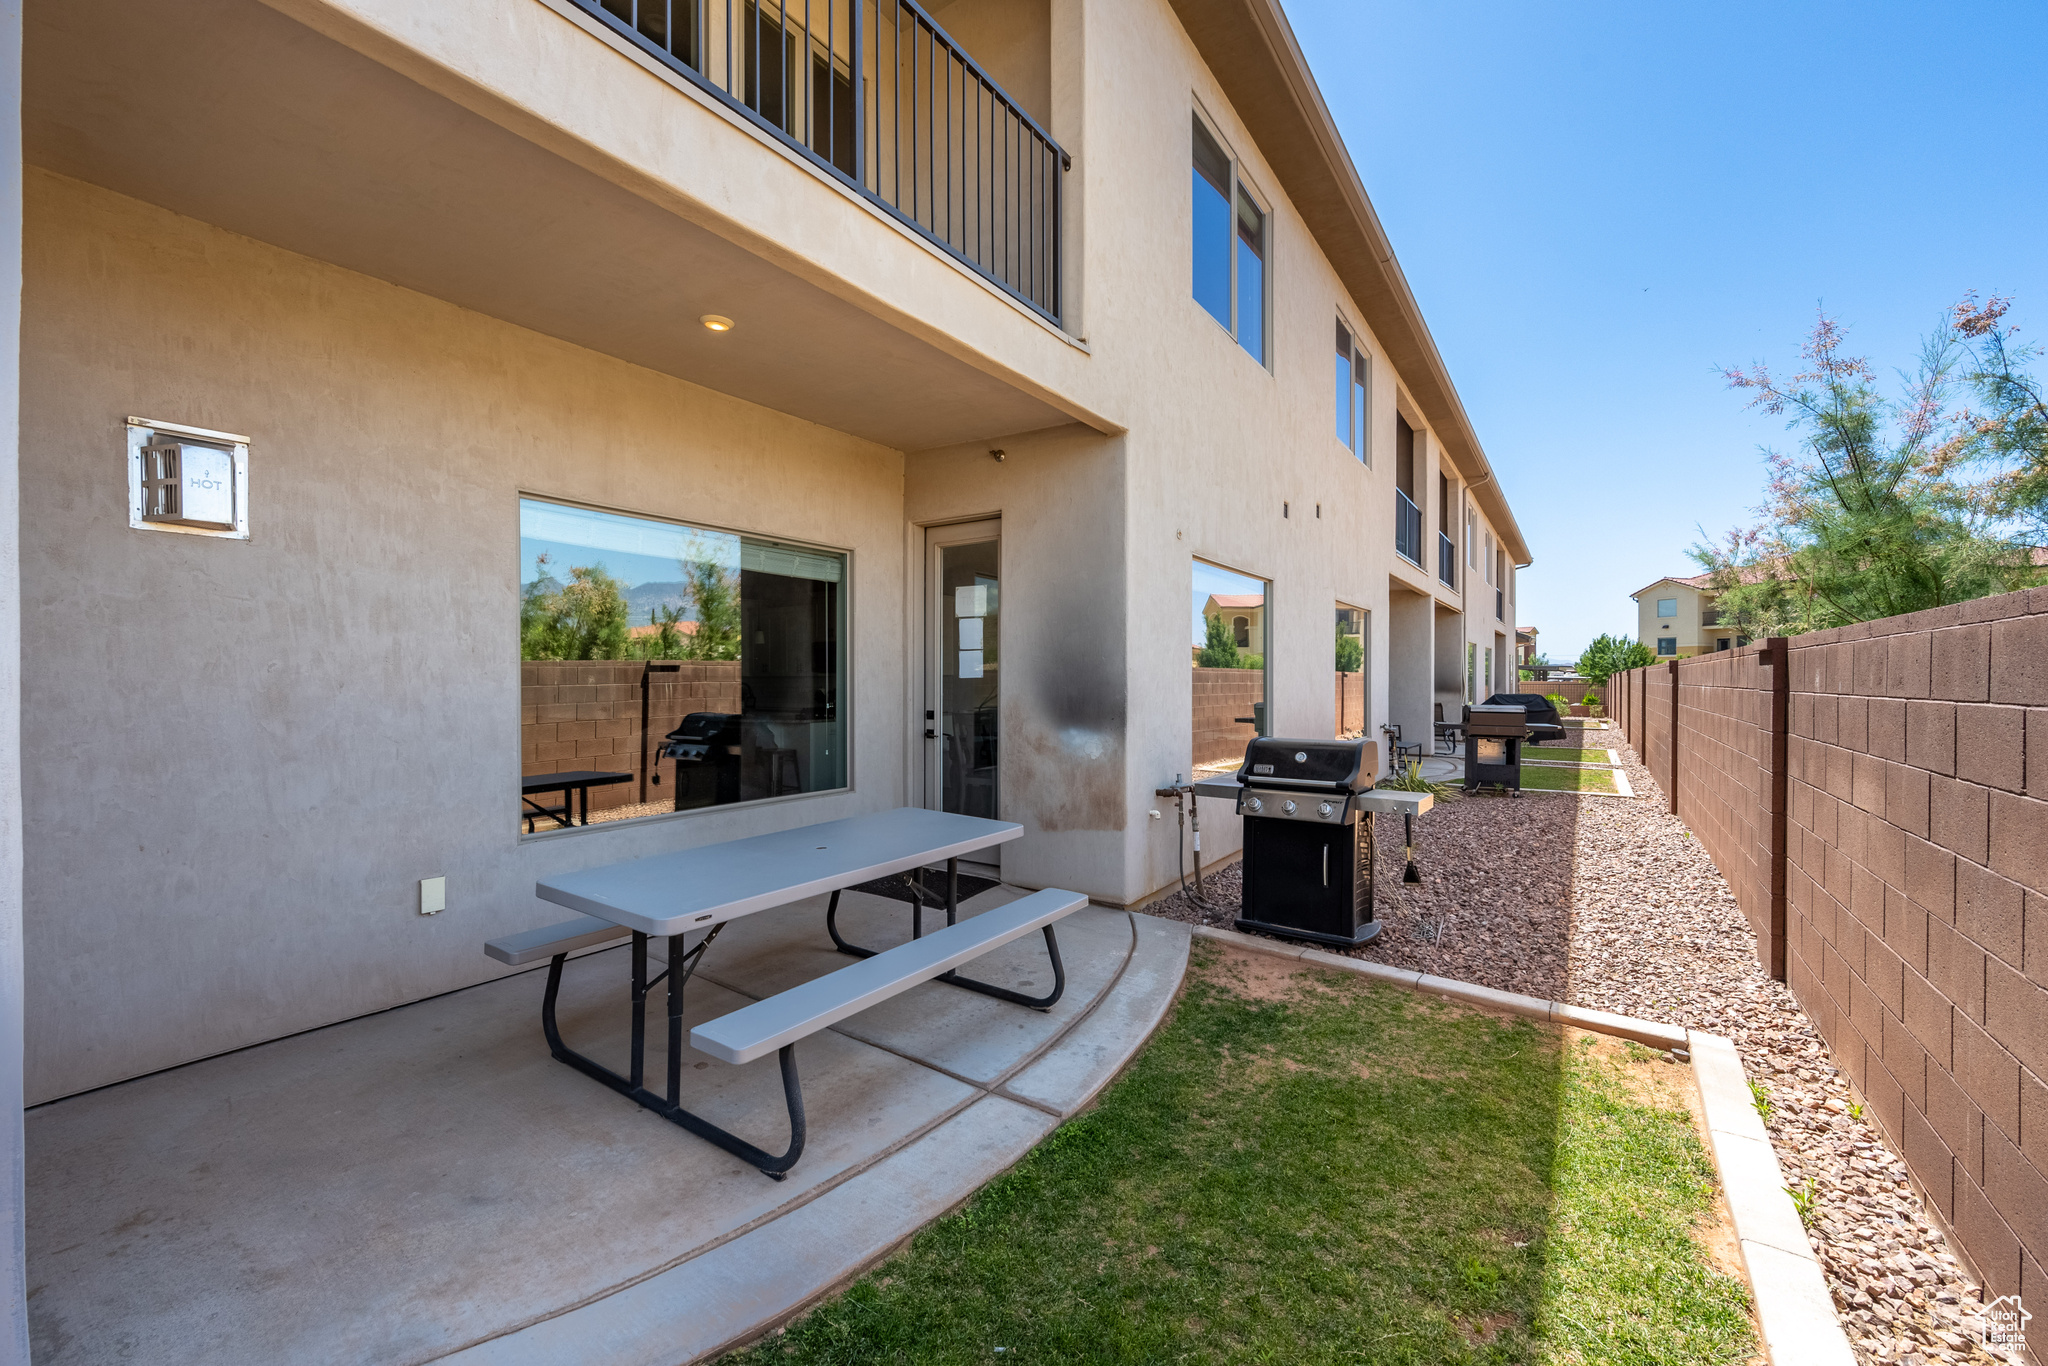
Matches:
[[1437, 532, 1456, 588], [1700, 608, 1722, 627], [1394, 490, 1422, 566], [580, 0, 1070, 325]]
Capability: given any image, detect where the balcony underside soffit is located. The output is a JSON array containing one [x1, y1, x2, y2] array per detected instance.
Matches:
[[25, 0, 1080, 452]]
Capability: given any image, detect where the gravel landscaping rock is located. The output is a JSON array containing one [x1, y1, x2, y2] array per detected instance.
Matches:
[[1145, 731, 2025, 1366]]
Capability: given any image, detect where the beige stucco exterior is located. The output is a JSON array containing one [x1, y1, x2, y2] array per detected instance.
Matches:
[[16, 0, 1532, 1102]]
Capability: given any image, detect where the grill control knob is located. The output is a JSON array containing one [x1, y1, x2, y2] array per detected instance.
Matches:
[[1244, 796, 1262, 814], [1282, 800, 1297, 815], [1318, 801, 1335, 819], [1294, 751, 1308, 763]]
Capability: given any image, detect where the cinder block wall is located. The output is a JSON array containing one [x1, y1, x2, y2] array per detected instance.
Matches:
[[519, 661, 743, 817], [1674, 645, 1785, 977], [1192, 667, 1264, 766], [1782, 591, 2048, 1316], [1609, 587, 2048, 1315], [1644, 660, 1676, 798]]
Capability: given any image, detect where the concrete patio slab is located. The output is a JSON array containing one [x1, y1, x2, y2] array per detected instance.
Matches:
[[439, 1094, 1059, 1366], [26, 890, 1182, 1366], [1002, 911, 1188, 1116]]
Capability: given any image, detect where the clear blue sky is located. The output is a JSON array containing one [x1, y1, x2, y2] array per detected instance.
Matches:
[[1286, 0, 2048, 663]]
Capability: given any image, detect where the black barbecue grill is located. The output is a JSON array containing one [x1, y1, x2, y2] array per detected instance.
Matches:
[[1232, 736, 1382, 947]]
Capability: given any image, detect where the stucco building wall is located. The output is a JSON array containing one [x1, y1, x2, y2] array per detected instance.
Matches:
[[19, 172, 912, 1102]]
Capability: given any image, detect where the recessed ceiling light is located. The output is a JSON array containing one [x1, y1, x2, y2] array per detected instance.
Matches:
[[700, 314, 735, 332]]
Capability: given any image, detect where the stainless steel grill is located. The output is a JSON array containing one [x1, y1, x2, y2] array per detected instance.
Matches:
[[1232, 737, 1382, 948]]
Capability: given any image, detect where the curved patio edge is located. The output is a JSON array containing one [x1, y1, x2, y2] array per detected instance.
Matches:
[[432, 912, 1193, 1366]]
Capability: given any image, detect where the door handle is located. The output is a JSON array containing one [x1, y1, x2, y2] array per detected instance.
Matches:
[[924, 729, 938, 739]]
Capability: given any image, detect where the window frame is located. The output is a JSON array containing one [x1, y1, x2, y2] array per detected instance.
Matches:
[[516, 492, 855, 838], [1190, 109, 1272, 370], [1657, 636, 1677, 657], [1656, 597, 1678, 618], [1334, 318, 1371, 462]]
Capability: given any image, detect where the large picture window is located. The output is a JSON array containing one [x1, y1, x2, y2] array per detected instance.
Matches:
[[517, 498, 846, 833]]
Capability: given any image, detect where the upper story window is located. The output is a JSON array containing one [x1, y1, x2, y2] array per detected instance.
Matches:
[[1335, 322, 1370, 460], [1192, 116, 1268, 366], [1657, 597, 1678, 618]]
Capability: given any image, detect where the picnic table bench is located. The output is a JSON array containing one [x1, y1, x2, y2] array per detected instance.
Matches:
[[487, 807, 1087, 1179]]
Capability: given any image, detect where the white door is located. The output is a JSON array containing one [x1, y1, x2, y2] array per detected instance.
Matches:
[[923, 520, 1001, 842]]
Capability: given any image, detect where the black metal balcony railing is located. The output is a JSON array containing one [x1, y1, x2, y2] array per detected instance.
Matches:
[[1437, 531, 1456, 587], [1700, 609, 1722, 627], [1394, 490, 1422, 565], [582, 0, 1069, 325]]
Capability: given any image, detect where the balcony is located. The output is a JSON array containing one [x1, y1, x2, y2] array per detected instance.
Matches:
[[1395, 490, 1422, 565], [1701, 609, 1723, 627], [579, 0, 1069, 324], [1437, 531, 1457, 587]]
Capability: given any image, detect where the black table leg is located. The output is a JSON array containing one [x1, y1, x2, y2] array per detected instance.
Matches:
[[539, 926, 803, 1178], [824, 864, 1068, 1012]]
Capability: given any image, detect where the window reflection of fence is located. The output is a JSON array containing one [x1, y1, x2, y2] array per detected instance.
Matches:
[[581, 0, 1068, 323], [521, 660, 742, 817]]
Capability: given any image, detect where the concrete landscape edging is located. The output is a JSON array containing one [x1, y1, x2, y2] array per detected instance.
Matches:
[[1183, 924, 1856, 1366]]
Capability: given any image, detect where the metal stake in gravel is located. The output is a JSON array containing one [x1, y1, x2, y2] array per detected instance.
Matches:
[[1402, 810, 1422, 884]]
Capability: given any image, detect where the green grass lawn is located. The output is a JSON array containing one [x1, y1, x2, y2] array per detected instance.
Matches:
[[724, 945, 1753, 1366], [1522, 746, 1616, 766], [1515, 764, 1622, 794]]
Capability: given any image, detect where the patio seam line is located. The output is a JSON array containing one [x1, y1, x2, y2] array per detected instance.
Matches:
[[424, 907, 1138, 1361], [23, 936, 635, 1113]]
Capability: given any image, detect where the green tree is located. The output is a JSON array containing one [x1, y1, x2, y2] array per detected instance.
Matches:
[[678, 557, 742, 662], [1946, 294, 2048, 541], [1576, 633, 1653, 687], [520, 555, 631, 660], [1334, 620, 1364, 675], [1196, 611, 1242, 668], [1696, 305, 2042, 636]]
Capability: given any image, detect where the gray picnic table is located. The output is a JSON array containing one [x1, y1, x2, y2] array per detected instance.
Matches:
[[494, 807, 1085, 1178]]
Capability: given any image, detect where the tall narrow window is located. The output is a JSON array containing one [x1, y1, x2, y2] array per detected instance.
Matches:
[[1191, 116, 1268, 366], [1335, 323, 1353, 447], [1192, 119, 1233, 331], [1335, 322, 1368, 461], [1235, 189, 1266, 364]]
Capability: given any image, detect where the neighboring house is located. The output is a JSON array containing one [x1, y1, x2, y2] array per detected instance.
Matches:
[[3, 0, 1532, 1163], [1203, 594, 1265, 652], [626, 618, 702, 641], [1632, 573, 1744, 657]]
